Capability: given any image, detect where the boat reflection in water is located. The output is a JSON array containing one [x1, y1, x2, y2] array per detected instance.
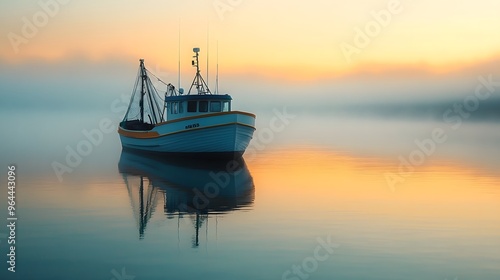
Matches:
[[118, 150, 255, 247]]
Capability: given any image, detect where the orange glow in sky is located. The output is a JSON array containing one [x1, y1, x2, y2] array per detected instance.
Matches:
[[1, 1, 500, 79]]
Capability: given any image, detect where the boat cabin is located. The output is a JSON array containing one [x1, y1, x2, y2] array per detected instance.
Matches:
[[165, 94, 232, 121], [163, 47, 233, 122]]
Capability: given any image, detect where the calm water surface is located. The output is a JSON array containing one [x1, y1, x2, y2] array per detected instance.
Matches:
[[0, 111, 499, 280]]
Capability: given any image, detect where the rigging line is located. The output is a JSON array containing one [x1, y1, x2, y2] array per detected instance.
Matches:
[[146, 80, 164, 123], [145, 68, 169, 86], [123, 67, 141, 120], [145, 81, 158, 124], [146, 76, 166, 122], [150, 82, 167, 103], [143, 69, 170, 109]]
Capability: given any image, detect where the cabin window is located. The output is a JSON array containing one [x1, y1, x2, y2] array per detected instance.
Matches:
[[172, 102, 178, 114], [187, 101, 197, 112], [210, 101, 221, 112], [222, 101, 230, 112], [199, 101, 208, 112], [178, 101, 184, 113]]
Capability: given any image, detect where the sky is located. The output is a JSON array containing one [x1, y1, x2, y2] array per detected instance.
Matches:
[[1, 0, 500, 107]]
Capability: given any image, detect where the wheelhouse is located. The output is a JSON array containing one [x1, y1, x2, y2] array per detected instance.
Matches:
[[165, 94, 232, 121]]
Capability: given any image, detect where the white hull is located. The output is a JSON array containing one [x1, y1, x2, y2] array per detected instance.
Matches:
[[119, 111, 255, 156]]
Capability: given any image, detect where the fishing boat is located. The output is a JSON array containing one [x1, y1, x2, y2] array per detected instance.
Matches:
[[118, 48, 256, 157]]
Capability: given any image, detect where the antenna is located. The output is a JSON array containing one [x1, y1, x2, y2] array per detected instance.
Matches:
[[178, 19, 181, 91], [216, 41, 219, 94], [206, 21, 209, 89]]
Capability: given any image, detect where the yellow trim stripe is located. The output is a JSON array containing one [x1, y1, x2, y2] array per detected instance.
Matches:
[[118, 122, 255, 139]]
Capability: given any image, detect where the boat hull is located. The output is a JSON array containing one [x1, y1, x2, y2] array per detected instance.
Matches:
[[118, 111, 255, 157]]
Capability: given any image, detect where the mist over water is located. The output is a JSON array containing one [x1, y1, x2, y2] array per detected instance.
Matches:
[[1, 59, 499, 280], [2, 58, 500, 114]]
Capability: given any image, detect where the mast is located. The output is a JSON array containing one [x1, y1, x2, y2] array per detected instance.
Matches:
[[194, 48, 200, 93], [137, 59, 162, 124], [139, 59, 147, 123]]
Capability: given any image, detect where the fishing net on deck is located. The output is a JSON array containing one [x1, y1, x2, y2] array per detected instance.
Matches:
[[122, 61, 166, 130]]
